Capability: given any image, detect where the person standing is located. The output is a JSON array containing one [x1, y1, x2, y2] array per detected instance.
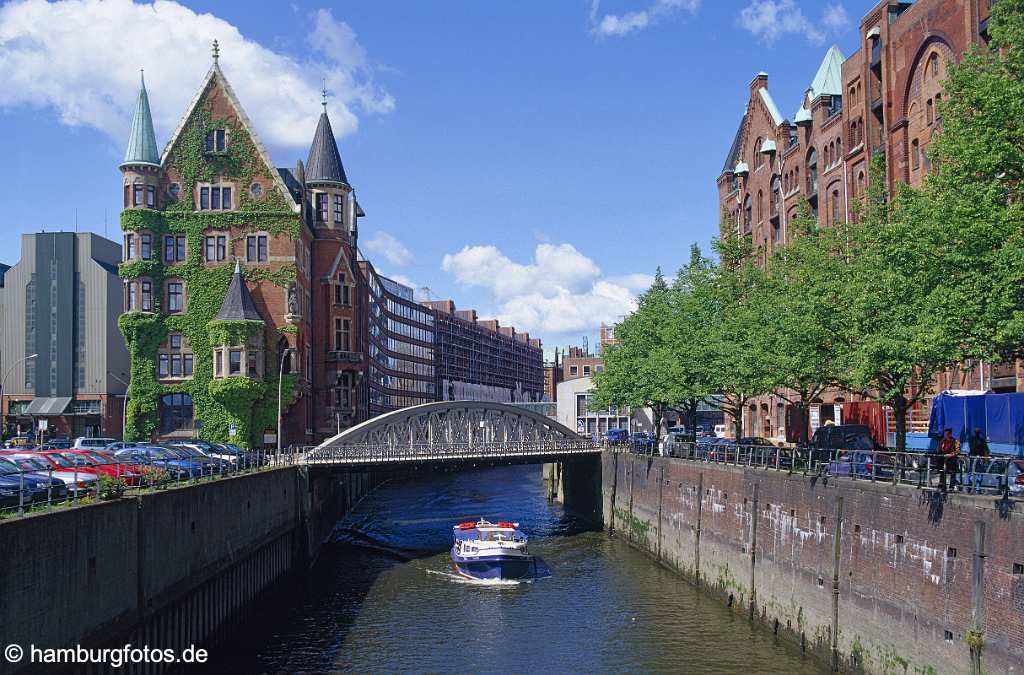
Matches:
[[937, 429, 961, 492], [968, 428, 991, 494]]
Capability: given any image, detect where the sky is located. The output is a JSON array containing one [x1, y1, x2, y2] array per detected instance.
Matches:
[[0, 0, 872, 352]]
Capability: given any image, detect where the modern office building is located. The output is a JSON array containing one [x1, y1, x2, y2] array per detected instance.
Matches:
[[556, 377, 636, 439], [0, 232, 129, 439], [422, 300, 544, 404]]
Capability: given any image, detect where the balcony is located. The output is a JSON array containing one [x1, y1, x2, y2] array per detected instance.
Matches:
[[327, 350, 363, 364]]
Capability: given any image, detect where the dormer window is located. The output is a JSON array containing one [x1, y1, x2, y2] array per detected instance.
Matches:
[[133, 184, 143, 207], [334, 194, 344, 224], [146, 185, 156, 208], [315, 193, 328, 222], [205, 129, 227, 153]]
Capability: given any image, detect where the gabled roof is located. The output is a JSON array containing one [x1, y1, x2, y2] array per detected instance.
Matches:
[[722, 112, 747, 174], [306, 112, 349, 186], [808, 45, 845, 99], [121, 72, 160, 168], [161, 61, 299, 213], [215, 260, 264, 322], [758, 88, 784, 125]]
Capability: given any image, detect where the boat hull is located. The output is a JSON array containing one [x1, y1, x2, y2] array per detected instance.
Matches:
[[451, 550, 535, 580]]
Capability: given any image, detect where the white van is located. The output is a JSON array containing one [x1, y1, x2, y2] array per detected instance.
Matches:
[[713, 424, 726, 438], [72, 437, 117, 450]]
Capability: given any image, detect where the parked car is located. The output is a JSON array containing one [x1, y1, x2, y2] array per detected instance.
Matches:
[[46, 438, 72, 449], [2, 454, 93, 497], [713, 424, 726, 437], [164, 444, 233, 473], [104, 441, 138, 452], [0, 456, 69, 504], [602, 428, 630, 445], [113, 446, 204, 479], [805, 424, 880, 467], [30, 450, 101, 477], [93, 450, 161, 484], [826, 450, 896, 479], [72, 437, 118, 450], [67, 450, 144, 486], [6, 436, 35, 448], [631, 431, 656, 453]]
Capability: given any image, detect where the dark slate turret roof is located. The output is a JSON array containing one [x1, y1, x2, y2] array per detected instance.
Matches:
[[215, 261, 264, 321], [305, 112, 349, 185], [722, 112, 747, 174]]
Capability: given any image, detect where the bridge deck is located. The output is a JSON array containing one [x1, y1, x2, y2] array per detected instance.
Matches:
[[300, 441, 600, 467]]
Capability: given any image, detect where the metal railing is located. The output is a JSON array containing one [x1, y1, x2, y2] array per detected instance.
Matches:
[[626, 441, 1023, 498], [297, 439, 601, 465], [0, 448, 277, 520]]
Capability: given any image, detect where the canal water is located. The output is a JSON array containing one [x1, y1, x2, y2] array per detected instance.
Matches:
[[207, 465, 824, 673]]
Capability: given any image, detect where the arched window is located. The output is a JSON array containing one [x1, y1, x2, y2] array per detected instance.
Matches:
[[744, 195, 752, 232], [836, 137, 842, 159], [754, 137, 763, 168], [757, 190, 763, 222], [771, 176, 781, 217], [926, 99, 934, 125], [928, 52, 940, 80], [832, 189, 840, 223], [807, 148, 818, 194], [911, 139, 920, 170]]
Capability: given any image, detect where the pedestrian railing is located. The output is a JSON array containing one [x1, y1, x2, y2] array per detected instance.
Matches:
[[296, 439, 601, 465], [613, 441, 1022, 498]]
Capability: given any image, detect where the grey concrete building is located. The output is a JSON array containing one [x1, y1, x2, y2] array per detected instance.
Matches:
[[0, 232, 129, 440]]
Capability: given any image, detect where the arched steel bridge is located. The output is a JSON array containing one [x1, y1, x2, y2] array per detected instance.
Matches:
[[300, 401, 599, 468]]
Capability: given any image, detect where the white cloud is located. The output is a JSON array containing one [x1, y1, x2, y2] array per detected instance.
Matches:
[[0, 0, 393, 150], [590, 0, 700, 38], [609, 273, 655, 291], [738, 1, 849, 46], [364, 231, 413, 267], [440, 243, 642, 337]]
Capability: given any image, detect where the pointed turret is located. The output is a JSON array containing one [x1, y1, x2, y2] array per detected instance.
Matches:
[[215, 261, 264, 322], [305, 107, 349, 186], [808, 45, 845, 100], [121, 71, 160, 169]]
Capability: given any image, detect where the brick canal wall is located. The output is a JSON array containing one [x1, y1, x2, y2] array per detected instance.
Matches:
[[602, 451, 1024, 675], [0, 467, 376, 675]]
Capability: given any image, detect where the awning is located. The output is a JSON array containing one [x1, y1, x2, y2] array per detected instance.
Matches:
[[25, 397, 72, 416]]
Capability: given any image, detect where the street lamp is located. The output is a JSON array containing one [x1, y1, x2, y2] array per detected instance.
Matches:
[[277, 347, 292, 455], [108, 372, 130, 441], [0, 354, 38, 443]]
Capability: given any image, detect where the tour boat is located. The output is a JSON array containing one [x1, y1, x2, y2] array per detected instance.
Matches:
[[450, 518, 536, 580]]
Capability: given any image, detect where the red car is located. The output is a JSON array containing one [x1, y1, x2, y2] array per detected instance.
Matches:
[[64, 450, 145, 487], [15, 450, 102, 477], [88, 450, 157, 485]]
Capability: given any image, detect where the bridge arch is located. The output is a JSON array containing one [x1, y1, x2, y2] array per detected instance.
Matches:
[[316, 401, 580, 449]]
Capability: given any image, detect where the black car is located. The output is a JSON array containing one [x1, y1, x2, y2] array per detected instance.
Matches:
[[805, 424, 880, 466]]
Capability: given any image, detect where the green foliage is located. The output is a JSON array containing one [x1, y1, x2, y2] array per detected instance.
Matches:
[[118, 94, 301, 447], [207, 320, 265, 347]]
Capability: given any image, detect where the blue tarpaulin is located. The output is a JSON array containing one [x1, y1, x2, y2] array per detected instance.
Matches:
[[928, 391, 1024, 456]]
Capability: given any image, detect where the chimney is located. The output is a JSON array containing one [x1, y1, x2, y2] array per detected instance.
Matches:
[[749, 72, 768, 94]]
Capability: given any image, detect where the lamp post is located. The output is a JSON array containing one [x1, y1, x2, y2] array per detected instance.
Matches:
[[277, 348, 292, 455], [0, 353, 38, 443], [108, 372, 130, 441]]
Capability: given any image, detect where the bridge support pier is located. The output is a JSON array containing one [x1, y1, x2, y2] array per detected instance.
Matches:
[[544, 457, 602, 525]]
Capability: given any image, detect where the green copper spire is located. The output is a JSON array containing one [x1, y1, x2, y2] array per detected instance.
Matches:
[[121, 70, 160, 169]]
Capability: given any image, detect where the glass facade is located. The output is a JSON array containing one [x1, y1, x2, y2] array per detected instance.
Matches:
[[364, 265, 436, 416]]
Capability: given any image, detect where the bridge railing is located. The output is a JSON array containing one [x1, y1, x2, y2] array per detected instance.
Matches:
[[299, 439, 600, 465]]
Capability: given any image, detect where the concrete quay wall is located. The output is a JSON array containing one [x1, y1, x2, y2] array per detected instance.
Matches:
[[0, 467, 374, 674], [602, 451, 1024, 675]]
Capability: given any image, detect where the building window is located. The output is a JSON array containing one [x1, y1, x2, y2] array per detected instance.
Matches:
[[315, 193, 328, 222], [247, 351, 258, 377], [911, 139, 920, 170], [334, 318, 351, 351], [125, 234, 135, 261], [743, 195, 752, 232], [158, 333, 193, 378], [335, 272, 350, 305], [159, 393, 194, 434], [125, 281, 135, 311], [141, 280, 152, 311], [583, 365, 591, 376], [250, 183, 262, 197], [204, 235, 227, 262], [133, 184, 143, 207], [205, 129, 227, 153], [215, 351, 222, 377], [807, 148, 818, 194], [198, 184, 232, 211], [926, 99, 934, 125], [166, 281, 184, 313], [146, 185, 156, 208], [164, 235, 186, 263], [228, 349, 241, 375], [169, 183, 180, 200], [140, 233, 152, 260], [570, 365, 578, 376], [334, 194, 344, 223], [246, 235, 268, 262]]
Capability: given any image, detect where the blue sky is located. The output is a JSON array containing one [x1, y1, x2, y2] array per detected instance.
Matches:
[[0, 0, 870, 350]]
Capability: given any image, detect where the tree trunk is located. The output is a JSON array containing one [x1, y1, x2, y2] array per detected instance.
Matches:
[[892, 394, 908, 452], [733, 401, 745, 441], [687, 400, 699, 443], [794, 401, 810, 444], [652, 405, 664, 453]]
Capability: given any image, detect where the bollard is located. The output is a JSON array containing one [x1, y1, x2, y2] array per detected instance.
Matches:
[[18, 469, 25, 516]]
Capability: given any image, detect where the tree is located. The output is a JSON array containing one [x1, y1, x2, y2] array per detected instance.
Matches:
[[757, 203, 855, 442], [593, 269, 679, 447], [924, 0, 1024, 361], [706, 229, 774, 441], [665, 245, 718, 441], [846, 157, 960, 451]]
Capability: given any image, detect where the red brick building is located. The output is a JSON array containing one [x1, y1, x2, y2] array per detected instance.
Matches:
[[717, 0, 1000, 440]]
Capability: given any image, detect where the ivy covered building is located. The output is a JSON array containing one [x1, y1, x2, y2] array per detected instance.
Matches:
[[118, 46, 362, 447]]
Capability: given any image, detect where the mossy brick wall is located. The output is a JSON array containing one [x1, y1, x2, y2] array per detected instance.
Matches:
[[603, 452, 1024, 674]]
